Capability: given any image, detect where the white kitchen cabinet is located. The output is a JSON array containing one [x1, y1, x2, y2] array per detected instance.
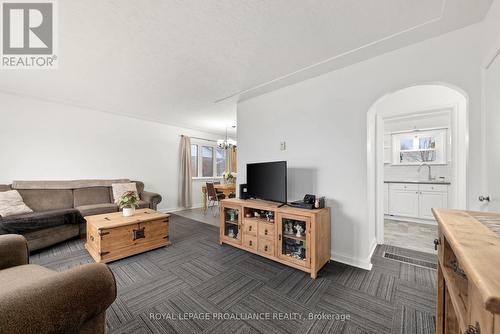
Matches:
[[388, 184, 419, 217], [419, 189, 448, 220], [387, 182, 448, 220]]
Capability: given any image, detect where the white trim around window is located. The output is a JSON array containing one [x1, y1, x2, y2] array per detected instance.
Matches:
[[190, 140, 227, 179]]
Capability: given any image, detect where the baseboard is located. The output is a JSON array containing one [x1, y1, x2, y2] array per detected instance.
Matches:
[[384, 214, 437, 225]]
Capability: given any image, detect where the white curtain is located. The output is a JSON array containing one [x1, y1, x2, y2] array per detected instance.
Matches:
[[179, 136, 192, 208]]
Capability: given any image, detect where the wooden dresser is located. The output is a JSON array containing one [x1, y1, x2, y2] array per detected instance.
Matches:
[[433, 209, 500, 334], [219, 199, 331, 279]]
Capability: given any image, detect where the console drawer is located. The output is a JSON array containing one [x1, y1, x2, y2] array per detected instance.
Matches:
[[258, 222, 274, 239], [242, 234, 257, 251], [243, 220, 258, 236], [258, 238, 274, 256]]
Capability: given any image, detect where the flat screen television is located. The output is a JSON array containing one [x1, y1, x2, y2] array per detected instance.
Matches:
[[246, 161, 287, 204]]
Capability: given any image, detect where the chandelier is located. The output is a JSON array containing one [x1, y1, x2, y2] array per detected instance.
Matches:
[[217, 126, 237, 149]]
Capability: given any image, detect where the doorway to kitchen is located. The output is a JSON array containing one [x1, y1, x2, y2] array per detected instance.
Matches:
[[367, 84, 468, 254]]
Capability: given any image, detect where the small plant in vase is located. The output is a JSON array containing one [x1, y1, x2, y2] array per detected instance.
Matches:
[[223, 171, 237, 184], [117, 191, 139, 217]]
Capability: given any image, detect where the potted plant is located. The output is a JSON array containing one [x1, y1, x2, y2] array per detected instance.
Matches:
[[223, 171, 237, 184], [117, 191, 139, 217]]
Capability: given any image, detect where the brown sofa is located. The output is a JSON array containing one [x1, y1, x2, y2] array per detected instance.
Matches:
[[0, 179, 162, 251], [0, 234, 117, 334]]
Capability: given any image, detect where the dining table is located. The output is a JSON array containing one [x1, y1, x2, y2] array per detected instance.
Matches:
[[201, 183, 236, 211]]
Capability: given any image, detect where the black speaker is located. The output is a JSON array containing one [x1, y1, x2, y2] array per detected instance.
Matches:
[[239, 184, 249, 199]]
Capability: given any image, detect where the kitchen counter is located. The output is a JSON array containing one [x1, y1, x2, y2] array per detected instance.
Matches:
[[384, 180, 450, 185]]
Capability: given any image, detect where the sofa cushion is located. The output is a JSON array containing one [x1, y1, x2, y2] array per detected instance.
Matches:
[[134, 181, 145, 195], [17, 189, 73, 212], [0, 185, 11, 192], [76, 203, 118, 217], [111, 183, 138, 203], [0, 190, 33, 217], [0, 264, 55, 291], [73, 187, 111, 207], [137, 200, 149, 209]]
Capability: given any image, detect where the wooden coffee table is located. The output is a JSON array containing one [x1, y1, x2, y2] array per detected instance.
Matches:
[[85, 209, 170, 263]]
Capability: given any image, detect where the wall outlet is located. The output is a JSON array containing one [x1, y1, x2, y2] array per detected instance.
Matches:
[[280, 141, 286, 151]]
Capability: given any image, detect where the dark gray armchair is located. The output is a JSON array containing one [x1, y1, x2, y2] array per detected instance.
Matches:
[[0, 234, 117, 334]]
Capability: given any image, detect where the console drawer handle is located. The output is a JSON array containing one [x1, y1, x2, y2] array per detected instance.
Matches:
[[465, 323, 480, 334], [434, 238, 440, 251]]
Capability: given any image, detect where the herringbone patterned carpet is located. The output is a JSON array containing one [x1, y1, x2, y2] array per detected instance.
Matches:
[[30, 214, 437, 334]]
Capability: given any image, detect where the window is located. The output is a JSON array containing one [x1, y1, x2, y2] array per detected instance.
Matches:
[[202, 146, 214, 177], [392, 129, 446, 165], [190, 144, 198, 177], [216, 148, 226, 177], [191, 142, 228, 178]]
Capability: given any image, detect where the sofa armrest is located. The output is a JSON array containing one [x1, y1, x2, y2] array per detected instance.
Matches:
[[0, 263, 117, 334], [0, 234, 28, 270], [141, 190, 162, 210]]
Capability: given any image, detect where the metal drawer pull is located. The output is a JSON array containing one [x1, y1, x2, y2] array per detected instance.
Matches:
[[133, 227, 145, 241], [451, 260, 467, 279], [465, 323, 480, 334]]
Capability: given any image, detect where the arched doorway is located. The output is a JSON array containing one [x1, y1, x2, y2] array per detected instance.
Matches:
[[367, 84, 468, 248]]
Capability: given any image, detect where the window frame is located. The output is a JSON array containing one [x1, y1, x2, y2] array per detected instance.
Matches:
[[191, 140, 227, 180], [391, 128, 447, 166]]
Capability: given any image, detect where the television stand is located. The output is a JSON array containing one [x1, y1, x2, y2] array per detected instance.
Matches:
[[219, 198, 331, 279]]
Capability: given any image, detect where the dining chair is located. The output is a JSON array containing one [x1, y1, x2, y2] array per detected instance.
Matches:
[[206, 182, 225, 216]]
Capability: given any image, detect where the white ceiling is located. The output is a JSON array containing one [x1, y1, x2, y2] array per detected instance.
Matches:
[[0, 0, 492, 135]]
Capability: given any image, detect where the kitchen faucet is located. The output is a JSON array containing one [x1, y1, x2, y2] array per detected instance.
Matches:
[[418, 163, 433, 181]]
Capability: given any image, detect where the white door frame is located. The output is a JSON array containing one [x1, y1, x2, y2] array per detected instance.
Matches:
[[367, 83, 469, 244]]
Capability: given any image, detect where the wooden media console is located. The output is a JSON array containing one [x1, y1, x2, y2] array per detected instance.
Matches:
[[219, 198, 331, 279]]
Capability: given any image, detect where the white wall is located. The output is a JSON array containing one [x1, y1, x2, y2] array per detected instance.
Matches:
[[237, 18, 492, 269], [0, 92, 221, 211]]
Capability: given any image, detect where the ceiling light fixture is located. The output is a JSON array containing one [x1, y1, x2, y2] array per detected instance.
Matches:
[[217, 126, 237, 149]]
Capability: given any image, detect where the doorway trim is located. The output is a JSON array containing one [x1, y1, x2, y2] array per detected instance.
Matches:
[[367, 83, 469, 244]]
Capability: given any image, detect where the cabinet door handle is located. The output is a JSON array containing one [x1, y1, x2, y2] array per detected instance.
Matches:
[[464, 323, 480, 334], [249, 240, 252, 246], [264, 230, 268, 235], [434, 238, 440, 251], [264, 245, 268, 251], [249, 226, 252, 231]]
